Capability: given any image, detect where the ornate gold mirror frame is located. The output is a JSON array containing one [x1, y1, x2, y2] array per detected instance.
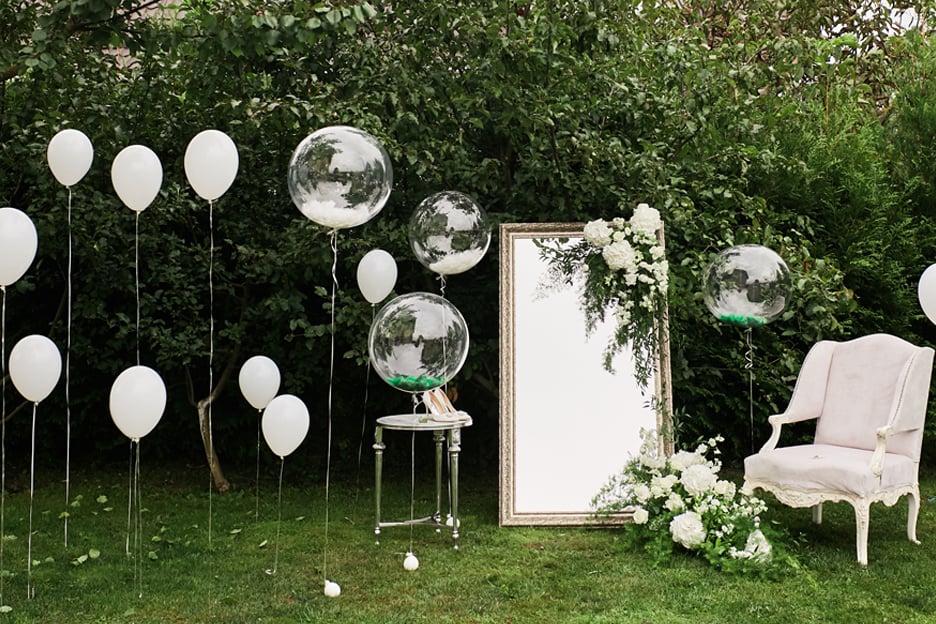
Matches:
[[498, 223, 673, 526]]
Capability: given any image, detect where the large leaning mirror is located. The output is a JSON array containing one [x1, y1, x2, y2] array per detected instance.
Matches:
[[499, 223, 673, 526]]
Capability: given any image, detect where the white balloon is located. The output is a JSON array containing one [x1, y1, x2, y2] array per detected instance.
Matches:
[[9, 335, 61, 403], [47, 129, 94, 187], [111, 145, 163, 212], [262, 394, 310, 458], [356, 249, 398, 304], [0, 207, 38, 287], [918, 264, 936, 325], [109, 365, 167, 441], [184, 130, 239, 201], [403, 552, 419, 571], [238, 355, 281, 410]]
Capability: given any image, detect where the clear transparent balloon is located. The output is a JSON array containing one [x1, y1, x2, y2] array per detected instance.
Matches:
[[287, 126, 393, 230], [409, 191, 491, 275], [368, 292, 470, 393], [702, 245, 791, 327]]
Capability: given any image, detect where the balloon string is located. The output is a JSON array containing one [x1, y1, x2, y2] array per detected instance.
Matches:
[[65, 186, 72, 549], [745, 327, 754, 454], [208, 199, 214, 549], [255, 409, 262, 521], [323, 229, 338, 584], [409, 429, 416, 555], [1, 286, 6, 605], [125, 441, 133, 556], [270, 457, 285, 576], [27, 403, 37, 599], [351, 305, 375, 522], [135, 211, 140, 367], [134, 440, 143, 598]]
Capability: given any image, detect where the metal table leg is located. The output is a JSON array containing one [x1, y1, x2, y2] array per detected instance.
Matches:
[[373, 425, 385, 542]]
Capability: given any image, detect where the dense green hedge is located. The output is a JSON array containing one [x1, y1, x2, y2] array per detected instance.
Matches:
[[2, 1, 936, 478]]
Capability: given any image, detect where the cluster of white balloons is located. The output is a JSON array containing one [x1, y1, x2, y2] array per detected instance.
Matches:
[[1, 128, 241, 448], [237, 354, 312, 460]]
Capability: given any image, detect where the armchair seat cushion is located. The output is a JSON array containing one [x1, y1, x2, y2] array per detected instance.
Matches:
[[745, 444, 917, 499]]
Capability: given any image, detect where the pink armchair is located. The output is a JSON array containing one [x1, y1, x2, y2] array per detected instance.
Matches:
[[743, 333, 934, 565]]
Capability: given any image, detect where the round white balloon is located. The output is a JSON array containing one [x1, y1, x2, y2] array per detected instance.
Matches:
[[356, 249, 398, 304], [109, 365, 167, 440], [184, 129, 239, 201], [47, 129, 94, 187], [9, 335, 62, 403], [403, 552, 419, 571], [111, 145, 163, 212], [918, 264, 936, 325], [262, 394, 310, 458], [0, 207, 38, 287], [238, 355, 281, 410]]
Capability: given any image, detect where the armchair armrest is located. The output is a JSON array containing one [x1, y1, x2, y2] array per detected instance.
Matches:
[[869, 425, 893, 477], [759, 410, 819, 453]]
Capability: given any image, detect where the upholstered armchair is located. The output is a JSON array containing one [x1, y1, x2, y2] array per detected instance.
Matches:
[[743, 333, 934, 565]]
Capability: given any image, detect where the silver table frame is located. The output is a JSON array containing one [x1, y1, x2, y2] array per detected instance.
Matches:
[[373, 413, 471, 547]]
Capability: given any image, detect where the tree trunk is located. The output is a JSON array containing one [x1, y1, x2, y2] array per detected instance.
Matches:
[[187, 344, 241, 493]]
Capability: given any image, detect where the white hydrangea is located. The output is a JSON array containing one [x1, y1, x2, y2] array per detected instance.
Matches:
[[629, 203, 661, 237], [680, 463, 718, 498], [713, 479, 737, 499], [602, 239, 638, 272], [583, 219, 613, 247], [632, 507, 649, 525], [670, 511, 706, 549], [668, 450, 705, 473]]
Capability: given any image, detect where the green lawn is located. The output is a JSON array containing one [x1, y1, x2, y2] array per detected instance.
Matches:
[[1, 463, 935, 623]]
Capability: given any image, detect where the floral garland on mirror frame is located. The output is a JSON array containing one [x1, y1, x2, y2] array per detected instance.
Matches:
[[592, 430, 795, 572], [536, 203, 668, 387]]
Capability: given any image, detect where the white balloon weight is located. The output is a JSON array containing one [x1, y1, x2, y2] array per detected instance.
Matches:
[[287, 126, 393, 229], [0, 207, 38, 286], [918, 264, 936, 325], [238, 355, 281, 410], [368, 292, 470, 393], [109, 365, 167, 440], [111, 145, 163, 212], [403, 552, 419, 571], [8, 335, 62, 403], [184, 129, 239, 201], [356, 249, 398, 304], [47, 129, 94, 187], [261, 394, 310, 458], [702, 244, 791, 327], [409, 191, 491, 276], [324, 580, 341, 597]]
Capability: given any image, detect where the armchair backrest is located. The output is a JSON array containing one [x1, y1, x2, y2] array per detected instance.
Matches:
[[812, 334, 934, 460]]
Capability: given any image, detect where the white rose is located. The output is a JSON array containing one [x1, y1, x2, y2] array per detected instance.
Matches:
[[632, 507, 649, 525], [664, 492, 685, 512], [583, 219, 612, 247], [680, 464, 718, 498], [669, 511, 706, 549], [633, 484, 652, 504], [602, 239, 637, 272], [713, 479, 736, 499], [629, 203, 661, 237]]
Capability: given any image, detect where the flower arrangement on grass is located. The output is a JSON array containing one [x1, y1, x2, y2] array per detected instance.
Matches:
[[537, 203, 668, 386], [592, 429, 789, 572]]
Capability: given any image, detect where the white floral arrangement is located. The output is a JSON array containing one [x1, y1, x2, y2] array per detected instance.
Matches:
[[538, 203, 668, 385], [592, 429, 786, 571]]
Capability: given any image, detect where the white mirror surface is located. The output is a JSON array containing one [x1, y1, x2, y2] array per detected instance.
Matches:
[[499, 223, 671, 526]]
